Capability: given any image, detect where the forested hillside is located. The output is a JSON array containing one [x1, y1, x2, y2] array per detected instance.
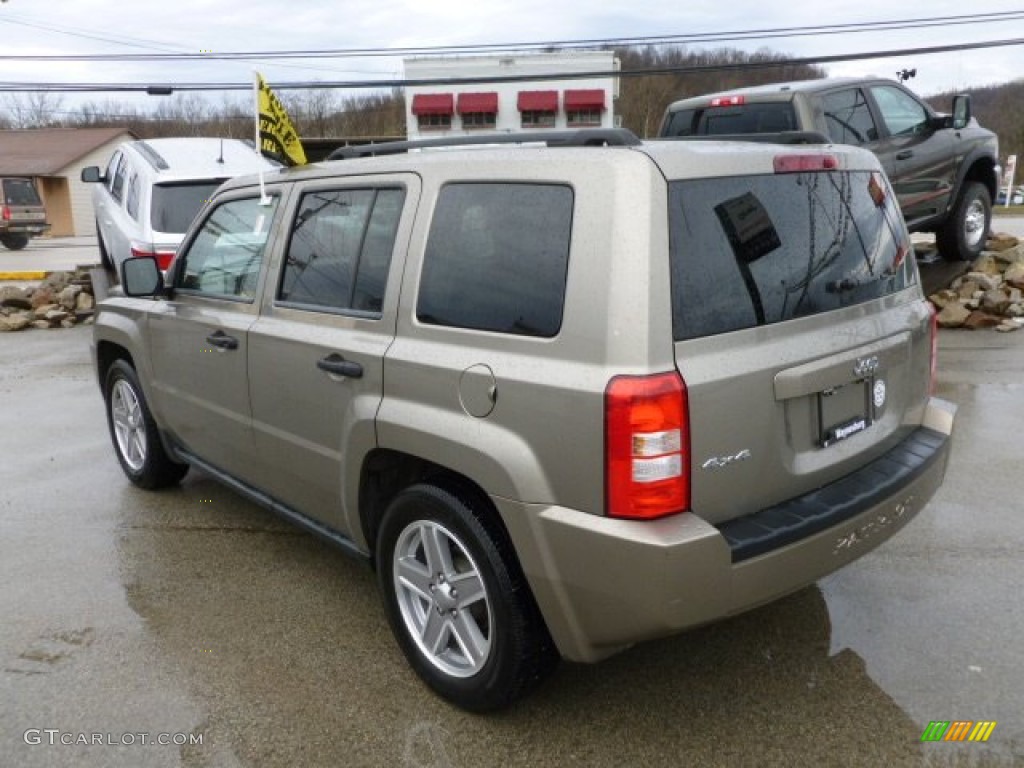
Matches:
[[1, 47, 1017, 165], [928, 80, 1024, 165]]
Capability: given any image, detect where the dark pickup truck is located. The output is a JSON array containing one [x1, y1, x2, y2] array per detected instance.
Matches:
[[659, 77, 1000, 262]]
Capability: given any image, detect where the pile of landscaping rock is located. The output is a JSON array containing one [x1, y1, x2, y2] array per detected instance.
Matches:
[[0, 270, 97, 332], [929, 233, 1024, 333]]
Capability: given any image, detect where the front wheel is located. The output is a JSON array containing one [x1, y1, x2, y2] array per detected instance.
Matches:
[[104, 360, 188, 489], [936, 181, 991, 262], [0, 234, 29, 251], [376, 483, 557, 712]]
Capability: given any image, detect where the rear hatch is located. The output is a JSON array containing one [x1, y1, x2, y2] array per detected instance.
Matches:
[[665, 149, 931, 526], [1, 177, 48, 229]]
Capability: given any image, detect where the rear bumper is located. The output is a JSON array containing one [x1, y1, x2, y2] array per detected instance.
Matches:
[[1, 223, 50, 236], [497, 397, 956, 663]]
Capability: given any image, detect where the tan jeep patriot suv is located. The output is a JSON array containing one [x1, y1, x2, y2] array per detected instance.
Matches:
[[93, 129, 956, 711]]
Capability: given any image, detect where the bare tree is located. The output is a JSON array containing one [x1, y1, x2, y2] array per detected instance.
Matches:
[[2, 92, 67, 128]]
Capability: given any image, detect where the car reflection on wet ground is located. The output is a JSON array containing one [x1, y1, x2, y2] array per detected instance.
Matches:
[[0, 325, 1021, 767]]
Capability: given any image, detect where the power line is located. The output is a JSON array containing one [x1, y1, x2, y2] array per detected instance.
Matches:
[[1, 11, 1022, 62], [0, 37, 1021, 93]]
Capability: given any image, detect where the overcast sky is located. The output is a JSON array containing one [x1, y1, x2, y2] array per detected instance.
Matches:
[[1, 1, 1022, 117]]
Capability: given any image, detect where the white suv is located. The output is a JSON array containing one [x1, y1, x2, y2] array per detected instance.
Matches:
[[82, 137, 278, 272]]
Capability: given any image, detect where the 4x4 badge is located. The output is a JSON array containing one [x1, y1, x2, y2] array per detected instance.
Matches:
[[854, 355, 880, 378], [701, 449, 752, 470]]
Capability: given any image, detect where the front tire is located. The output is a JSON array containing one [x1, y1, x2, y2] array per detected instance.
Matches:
[[103, 360, 188, 489], [376, 483, 557, 712], [0, 234, 29, 251], [937, 181, 991, 261]]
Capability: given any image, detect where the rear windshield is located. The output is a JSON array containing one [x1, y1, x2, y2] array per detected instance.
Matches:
[[663, 102, 797, 136], [669, 171, 914, 341], [151, 180, 224, 234], [2, 178, 42, 206]]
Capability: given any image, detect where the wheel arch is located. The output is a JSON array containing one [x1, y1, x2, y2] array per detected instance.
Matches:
[[358, 448, 513, 569]]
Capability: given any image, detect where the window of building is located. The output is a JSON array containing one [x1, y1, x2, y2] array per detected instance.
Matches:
[[567, 109, 602, 127], [412, 93, 455, 132], [521, 111, 556, 128], [417, 183, 573, 338], [518, 90, 558, 129], [279, 187, 405, 315], [462, 112, 497, 129], [417, 113, 452, 131], [564, 89, 606, 128], [457, 92, 498, 130]]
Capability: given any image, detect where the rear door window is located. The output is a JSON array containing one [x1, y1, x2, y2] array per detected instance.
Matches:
[[669, 169, 914, 341], [417, 183, 573, 338], [821, 88, 879, 145], [278, 187, 405, 315]]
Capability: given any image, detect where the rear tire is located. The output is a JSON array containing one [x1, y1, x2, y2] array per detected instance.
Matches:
[[103, 360, 188, 489], [376, 483, 557, 712], [937, 181, 991, 262], [0, 234, 29, 251]]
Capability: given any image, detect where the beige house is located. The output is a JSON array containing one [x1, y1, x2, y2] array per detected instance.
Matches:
[[0, 127, 135, 237]]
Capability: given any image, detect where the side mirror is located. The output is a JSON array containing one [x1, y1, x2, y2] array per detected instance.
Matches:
[[121, 256, 164, 297], [952, 95, 971, 130], [80, 166, 103, 183]]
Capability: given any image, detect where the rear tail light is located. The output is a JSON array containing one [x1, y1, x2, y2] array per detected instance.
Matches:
[[928, 304, 939, 395], [868, 172, 887, 206], [605, 372, 689, 520], [1, 205, 9, 221], [710, 95, 745, 107], [773, 154, 839, 173], [130, 244, 176, 271]]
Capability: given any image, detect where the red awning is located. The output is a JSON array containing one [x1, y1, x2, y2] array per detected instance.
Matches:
[[517, 90, 558, 112], [411, 93, 454, 116], [564, 89, 606, 110], [457, 92, 499, 114]]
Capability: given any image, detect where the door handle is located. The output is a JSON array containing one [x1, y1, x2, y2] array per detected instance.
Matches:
[[205, 330, 238, 350], [317, 353, 363, 379], [896, 150, 914, 160]]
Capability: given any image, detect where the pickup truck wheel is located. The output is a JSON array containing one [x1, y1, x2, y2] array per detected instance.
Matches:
[[1, 234, 29, 251], [104, 360, 188, 489], [376, 483, 557, 712], [936, 181, 991, 261]]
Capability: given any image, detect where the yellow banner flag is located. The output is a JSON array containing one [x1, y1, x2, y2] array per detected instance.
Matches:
[[256, 73, 307, 166]]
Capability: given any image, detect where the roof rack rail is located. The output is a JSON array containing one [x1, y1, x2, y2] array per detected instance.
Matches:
[[326, 128, 642, 160], [132, 140, 170, 171]]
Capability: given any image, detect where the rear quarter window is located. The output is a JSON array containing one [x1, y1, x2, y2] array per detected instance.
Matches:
[[417, 182, 573, 338], [669, 170, 914, 341]]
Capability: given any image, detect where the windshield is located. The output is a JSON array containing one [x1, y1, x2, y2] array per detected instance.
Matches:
[[150, 180, 225, 234], [2, 178, 42, 206], [668, 170, 915, 341]]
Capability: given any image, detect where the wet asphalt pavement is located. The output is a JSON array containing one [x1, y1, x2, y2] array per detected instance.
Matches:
[[1, 322, 1023, 767]]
